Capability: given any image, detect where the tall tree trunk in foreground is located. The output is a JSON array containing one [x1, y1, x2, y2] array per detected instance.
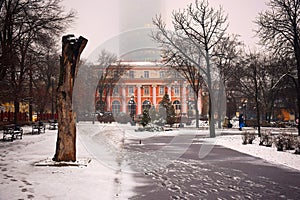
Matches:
[[53, 35, 87, 162]]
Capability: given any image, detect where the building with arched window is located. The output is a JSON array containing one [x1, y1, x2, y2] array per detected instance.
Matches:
[[95, 61, 208, 118], [93, 1, 207, 117]]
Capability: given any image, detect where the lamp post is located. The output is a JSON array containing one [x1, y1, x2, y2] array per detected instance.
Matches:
[[243, 99, 248, 126], [129, 96, 136, 125]]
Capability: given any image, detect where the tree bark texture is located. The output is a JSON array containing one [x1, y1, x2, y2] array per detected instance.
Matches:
[[53, 35, 87, 162]]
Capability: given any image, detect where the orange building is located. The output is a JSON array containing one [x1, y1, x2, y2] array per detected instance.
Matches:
[[95, 61, 205, 117]]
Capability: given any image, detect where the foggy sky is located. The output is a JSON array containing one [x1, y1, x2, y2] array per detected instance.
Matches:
[[61, 0, 268, 58]]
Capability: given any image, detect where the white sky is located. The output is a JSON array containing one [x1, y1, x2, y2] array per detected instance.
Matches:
[[61, 0, 268, 58]]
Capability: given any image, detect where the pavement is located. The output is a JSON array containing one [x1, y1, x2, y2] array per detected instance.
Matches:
[[126, 135, 300, 200]]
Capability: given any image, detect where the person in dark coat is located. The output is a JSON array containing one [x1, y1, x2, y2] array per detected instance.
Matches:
[[239, 114, 244, 131]]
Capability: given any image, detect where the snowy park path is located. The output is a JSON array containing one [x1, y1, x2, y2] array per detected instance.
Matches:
[[77, 123, 300, 199], [126, 135, 300, 199], [1, 123, 300, 199]]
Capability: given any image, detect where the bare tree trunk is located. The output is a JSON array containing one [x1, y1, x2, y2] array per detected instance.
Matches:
[[53, 35, 87, 162], [208, 94, 216, 137], [294, 38, 300, 136], [253, 64, 261, 137], [13, 100, 19, 124], [205, 51, 216, 138], [194, 93, 199, 128], [28, 68, 33, 122]]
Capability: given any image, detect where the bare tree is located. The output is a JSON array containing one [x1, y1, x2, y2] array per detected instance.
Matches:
[[160, 50, 206, 128], [73, 51, 131, 123], [95, 50, 130, 113], [213, 34, 244, 127], [242, 53, 264, 136], [256, 0, 300, 135], [0, 0, 75, 123], [73, 60, 98, 120], [29, 52, 60, 119], [236, 51, 296, 136], [260, 55, 296, 123], [153, 0, 228, 137]]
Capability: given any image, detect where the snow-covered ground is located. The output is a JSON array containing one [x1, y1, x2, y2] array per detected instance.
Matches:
[[0, 123, 299, 199], [0, 124, 137, 200], [214, 132, 300, 172]]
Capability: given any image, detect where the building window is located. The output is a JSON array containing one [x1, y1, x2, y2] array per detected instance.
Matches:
[[128, 86, 134, 95], [159, 71, 165, 78], [173, 100, 181, 111], [113, 86, 119, 96], [129, 71, 134, 79], [144, 71, 149, 78], [112, 100, 121, 115], [174, 86, 180, 96], [144, 86, 150, 96], [159, 86, 165, 95]]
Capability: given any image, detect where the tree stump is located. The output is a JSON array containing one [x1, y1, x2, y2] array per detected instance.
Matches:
[[53, 35, 87, 162]]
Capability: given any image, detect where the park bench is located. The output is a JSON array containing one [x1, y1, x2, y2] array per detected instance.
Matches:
[[49, 119, 58, 130], [2, 124, 23, 141], [31, 121, 45, 134]]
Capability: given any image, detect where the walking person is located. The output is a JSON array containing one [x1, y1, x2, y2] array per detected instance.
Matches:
[[239, 114, 244, 131]]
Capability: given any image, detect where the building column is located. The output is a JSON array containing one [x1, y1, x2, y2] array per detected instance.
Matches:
[[198, 89, 202, 115], [137, 85, 142, 114], [168, 86, 172, 101], [182, 84, 187, 114], [122, 86, 126, 113], [152, 85, 156, 108]]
